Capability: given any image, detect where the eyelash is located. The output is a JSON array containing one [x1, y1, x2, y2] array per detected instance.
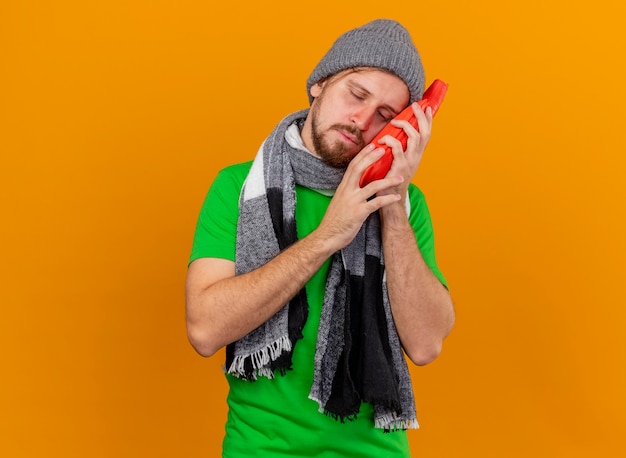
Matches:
[[351, 91, 365, 101], [378, 112, 392, 123]]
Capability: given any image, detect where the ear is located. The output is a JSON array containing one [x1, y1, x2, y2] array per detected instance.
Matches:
[[310, 81, 324, 98]]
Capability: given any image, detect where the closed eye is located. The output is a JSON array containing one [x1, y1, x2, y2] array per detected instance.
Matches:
[[377, 110, 393, 123], [351, 91, 365, 101]]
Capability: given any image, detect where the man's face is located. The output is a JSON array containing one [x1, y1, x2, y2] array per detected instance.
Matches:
[[304, 68, 410, 168]]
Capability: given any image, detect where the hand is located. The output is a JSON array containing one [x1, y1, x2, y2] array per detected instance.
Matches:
[[315, 144, 405, 252], [376, 104, 433, 199]]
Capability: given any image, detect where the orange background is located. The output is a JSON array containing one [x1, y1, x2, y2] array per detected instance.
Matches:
[[2, 1, 625, 456]]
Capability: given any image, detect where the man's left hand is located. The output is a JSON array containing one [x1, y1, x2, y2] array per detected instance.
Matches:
[[375, 104, 433, 199]]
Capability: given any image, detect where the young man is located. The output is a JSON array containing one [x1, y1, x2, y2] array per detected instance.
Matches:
[[186, 19, 455, 457]]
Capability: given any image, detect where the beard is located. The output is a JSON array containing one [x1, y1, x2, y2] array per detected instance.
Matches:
[[309, 97, 365, 169]]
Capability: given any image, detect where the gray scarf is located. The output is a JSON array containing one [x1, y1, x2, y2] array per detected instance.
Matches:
[[226, 109, 418, 431]]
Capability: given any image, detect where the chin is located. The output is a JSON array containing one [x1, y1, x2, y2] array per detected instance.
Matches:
[[320, 151, 352, 169]]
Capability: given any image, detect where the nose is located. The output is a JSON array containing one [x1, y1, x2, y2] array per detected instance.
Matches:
[[350, 106, 376, 132]]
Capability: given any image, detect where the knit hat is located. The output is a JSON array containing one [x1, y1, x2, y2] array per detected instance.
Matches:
[[306, 19, 425, 105]]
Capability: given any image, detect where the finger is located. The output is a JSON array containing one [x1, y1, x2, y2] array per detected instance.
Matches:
[[412, 104, 432, 139], [361, 174, 404, 195], [377, 133, 403, 153], [388, 115, 424, 149], [339, 145, 387, 189], [425, 106, 434, 122], [377, 132, 409, 165], [364, 191, 403, 212], [346, 144, 385, 173]]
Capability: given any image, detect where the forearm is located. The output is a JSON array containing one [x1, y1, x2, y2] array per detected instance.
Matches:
[[380, 202, 455, 365], [186, 230, 335, 357]]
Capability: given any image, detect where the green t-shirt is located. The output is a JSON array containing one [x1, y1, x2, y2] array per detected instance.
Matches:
[[190, 161, 447, 458]]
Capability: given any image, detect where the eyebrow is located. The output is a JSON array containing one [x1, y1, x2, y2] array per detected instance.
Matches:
[[346, 80, 402, 117]]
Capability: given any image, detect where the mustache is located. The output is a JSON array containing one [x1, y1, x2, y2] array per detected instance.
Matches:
[[330, 124, 365, 147]]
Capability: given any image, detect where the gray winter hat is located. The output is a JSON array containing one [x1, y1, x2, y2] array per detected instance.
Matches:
[[306, 19, 425, 105]]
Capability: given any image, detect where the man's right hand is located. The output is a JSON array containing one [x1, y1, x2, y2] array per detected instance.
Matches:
[[314, 143, 406, 252]]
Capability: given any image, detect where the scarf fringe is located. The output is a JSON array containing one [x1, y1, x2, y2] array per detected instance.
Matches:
[[308, 394, 358, 422], [225, 335, 292, 380], [324, 410, 358, 424], [375, 414, 420, 432], [308, 394, 325, 413], [311, 394, 418, 431]]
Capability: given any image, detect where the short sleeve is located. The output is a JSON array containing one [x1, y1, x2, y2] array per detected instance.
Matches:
[[407, 184, 448, 289], [188, 162, 252, 265]]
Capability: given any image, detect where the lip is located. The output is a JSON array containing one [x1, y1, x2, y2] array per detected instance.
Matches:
[[335, 129, 358, 145]]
